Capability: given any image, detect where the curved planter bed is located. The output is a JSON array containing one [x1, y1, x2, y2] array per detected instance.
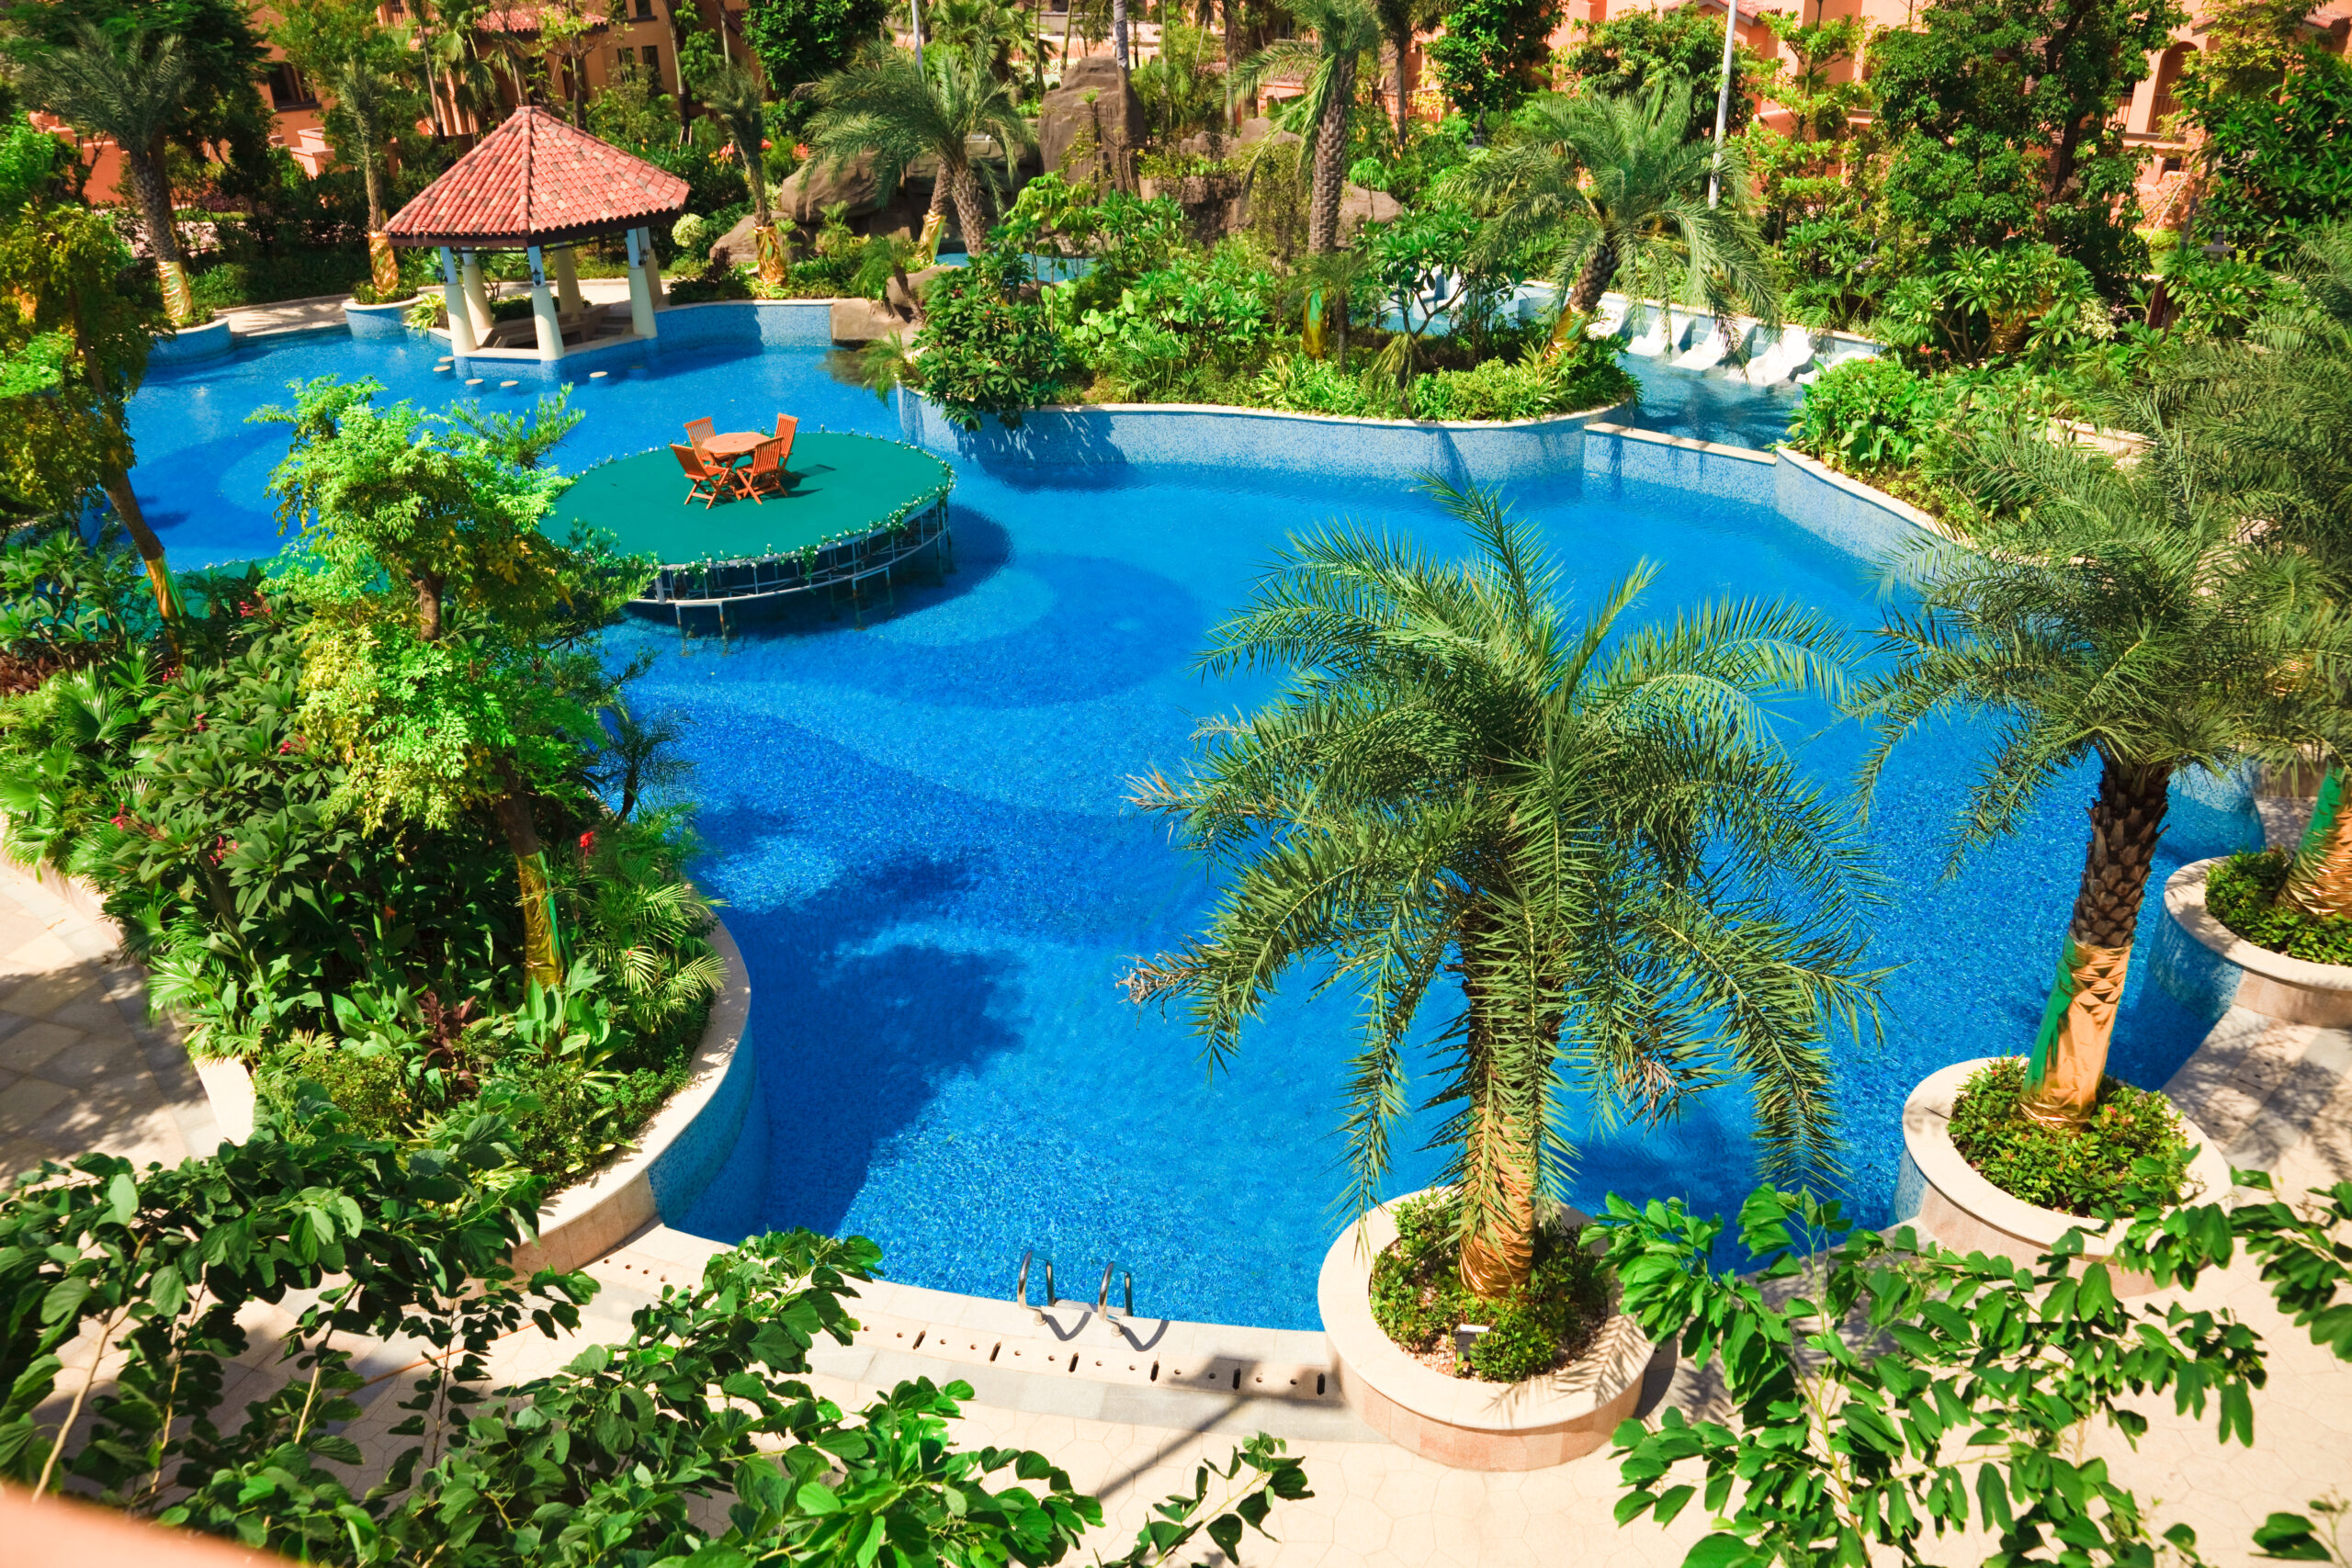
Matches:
[[1895, 1056, 2234, 1296], [151, 317, 232, 364], [1317, 1190, 1653, 1471], [2165, 857, 2352, 1027], [344, 297, 423, 339]]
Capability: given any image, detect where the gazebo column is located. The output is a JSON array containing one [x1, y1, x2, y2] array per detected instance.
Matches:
[[439, 245, 477, 355], [526, 244, 561, 362], [459, 251, 494, 338], [553, 243, 584, 314], [626, 227, 658, 339]]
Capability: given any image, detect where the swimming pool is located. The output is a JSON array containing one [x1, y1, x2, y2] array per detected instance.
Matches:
[[128, 328, 2252, 1329]]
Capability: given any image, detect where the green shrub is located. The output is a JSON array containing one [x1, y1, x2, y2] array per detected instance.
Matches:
[[911, 250, 1079, 429], [1406, 335, 1636, 421], [1786, 355, 1940, 469], [1367, 1191, 1613, 1383], [254, 1034, 413, 1137], [187, 249, 369, 310], [2204, 847, 2352, 964], [1946, 1057, 2192, 1215]]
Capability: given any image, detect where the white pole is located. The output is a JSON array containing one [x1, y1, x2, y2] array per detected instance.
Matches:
[[910, 0, 923, 71], [1708, 0, 1738, 209]]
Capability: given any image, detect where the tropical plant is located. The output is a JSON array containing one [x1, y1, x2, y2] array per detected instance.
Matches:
[[1444, 80, 1777, 324], [1237, 0, 1381, 253], [17, 22, 199, 321], [806, 43, 1034, 253], [910, 247, 1077, 425], [1123, 480, 1885, 1294], [1601, 1177, 2319, 1568], [0, 1102, 1314, 1565], [1849, 406, 2352, 1130], [1785, 355, 1942, 471], [1283, 244, 1374, 367], [0, 204, 178, 624], [1371, 0, 1443, 140], [696, 58, 786, 282], [1424, 0, 1561, 131], [270, 0, 428, 286], [1557, 3, 1764, 142]]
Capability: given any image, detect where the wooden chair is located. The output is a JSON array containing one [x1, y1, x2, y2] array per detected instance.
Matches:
[[684, 416, 717, 452], [730, 437, 787, 504], [672, 443, 725, 508]]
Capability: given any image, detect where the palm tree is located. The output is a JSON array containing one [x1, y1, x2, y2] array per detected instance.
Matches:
[[1124, 480, 1884, 1294], [699, 60, 786, 282], [273, 1, 425, 286], [807, 46, 1034, 254], [1444, 81, 1776, 323], [1371, 0, 1440, 142], [1285, 245, 1372, 366], [1850, 411, 2351, 1130], [1239, 0, 1380, 253], [19, 25, 198, 324]]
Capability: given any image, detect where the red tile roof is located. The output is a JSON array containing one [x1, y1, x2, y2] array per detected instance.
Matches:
[[384, 107, 689, 249]]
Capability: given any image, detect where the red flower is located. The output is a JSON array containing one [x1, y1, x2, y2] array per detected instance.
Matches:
[[277, 739, 294, 754], [578, 830, 596, 853], [237, 596, 269, 618], [109, 813, 131, 829]]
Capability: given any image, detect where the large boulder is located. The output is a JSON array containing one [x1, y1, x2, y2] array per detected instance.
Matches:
[[1236, 117, 1301, 150], [830, 296, 913, 344], [887, 263, 955, 314], [1037, 53, 1145, 180], [1340, 184, 1403, 231], [777, 149, 885, 222], [707, 209, 768, 268]]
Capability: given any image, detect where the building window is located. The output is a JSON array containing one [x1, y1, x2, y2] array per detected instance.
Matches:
[[266, 62, 317, 109], [2150, 43, 2195, 127], [616, 45, 635, 66], [635, 0, 654, 17], [641, 45, 660, 80]]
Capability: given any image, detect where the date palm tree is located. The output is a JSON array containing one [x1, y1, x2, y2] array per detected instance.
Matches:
[[807, 44, 1034, 254], [699, 60, 786, 282], [1445, 80, 1775, 322], [1849, 410, 2351, 1130], [20, 24, 198, 324], [1371, 0, 1441, 142], [1238, 0, 1380, 253], [1124, 480, 1885, 1295]]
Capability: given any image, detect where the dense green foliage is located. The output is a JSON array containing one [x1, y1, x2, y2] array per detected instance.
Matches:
[[742, 0, 892, 93], [1558, 7, 1766, 142], [1369, 1191, 1612, 1382], [907, 248, 1078, 428], [2205, 848, 2352, 965], [1947, 1056, 2191, 1214], [1, 1108, 1313, 1563], [1603, 1177, 2352, 1568], [2180, 50, 2352, 257], [1425, 0, 1562, 128]]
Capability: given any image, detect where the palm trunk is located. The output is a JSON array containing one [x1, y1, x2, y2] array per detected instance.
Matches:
[[1306, 51, 1355, 254], [100, 474, 179, 625], [2025, 755, 2167, 1127], [950, 165, 990, 256], [493, 787, 563, 991], [124, 141, 192, 323], [1394, 34, 1409, 141], [1455, 912, 1538, 1296], [413, 5, 449, 137], [1113, 0, 1129, 70], [1566, 237, 1617, 313], [2283, 766, 2352, 919], [1222, 0, 1238, 129]]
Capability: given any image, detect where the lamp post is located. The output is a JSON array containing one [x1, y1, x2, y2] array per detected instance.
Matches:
[[1708, 0, 1738, 209]]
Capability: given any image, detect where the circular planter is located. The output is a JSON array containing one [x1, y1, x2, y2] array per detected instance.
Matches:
[[1896, 1057, 2234, 1297], [343, 296, 423, 339], [2165, 857, 2352, 1026], [1317, 1190, 1653, 1471]]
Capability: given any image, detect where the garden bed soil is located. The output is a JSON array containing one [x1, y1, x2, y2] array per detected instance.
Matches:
[[1317, 1188, 1654, 1472], [1897, 1056, 2235, 1296]]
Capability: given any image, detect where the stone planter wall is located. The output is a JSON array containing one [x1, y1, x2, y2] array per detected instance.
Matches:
[[1317, 1190, 1653, 1470], [1894, 1057, 2235, 1295], [344, 297, 422, 338], [2163, 857, 2352, 1027], [150, 317, 232, 365]]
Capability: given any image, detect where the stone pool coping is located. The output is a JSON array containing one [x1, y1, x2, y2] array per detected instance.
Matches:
[[2166, 858, 2352, 1027]]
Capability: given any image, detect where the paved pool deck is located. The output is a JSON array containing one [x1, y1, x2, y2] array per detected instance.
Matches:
[[6, 852, 2348, 1567]]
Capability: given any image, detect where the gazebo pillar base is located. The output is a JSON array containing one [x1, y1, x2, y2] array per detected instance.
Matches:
[[439, 246, 478, 355], [554, 244, 584, 314], [526, 245, 561, 362], [627, 227, 659, 340], [460, 251, 494, 339]]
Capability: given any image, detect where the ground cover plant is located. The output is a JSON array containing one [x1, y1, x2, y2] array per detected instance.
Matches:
[[2203, 848, 2352, 966], [0, 1101, 1312, 1565], [1370, 1190, 1613, 1382], [1945, 1055, 2191, 1214]]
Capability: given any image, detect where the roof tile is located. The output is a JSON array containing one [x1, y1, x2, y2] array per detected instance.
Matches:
[[384, 107, 691, 248]]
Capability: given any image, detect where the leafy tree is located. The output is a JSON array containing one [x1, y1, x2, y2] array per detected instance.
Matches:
[[1849, 404, 2350, 1128], [807, 44, 1033, 252], [2178, 48, 2352, 256], [1, 1103, 1315, 1564], [0, 204, 176, 621], [587, 60, 680, 150], [1446, 81, 1777, 321], [744, 0, 891, 92], [1238, 0, 1381, 253], [254, 378, 640, 991], [1371, 0, 1442, 141], [908, 247, 1078, 427], [0, 119, 68, 214], [1557, 5, 1767, 143], [1601, 1174, 2352, 1568], [17, 23, 200, 321], [1863, 0, 2181, 291], [269, 0, 429, 269], [1425, 0, 1560, 132], [1124, 480, 1884, 1294]]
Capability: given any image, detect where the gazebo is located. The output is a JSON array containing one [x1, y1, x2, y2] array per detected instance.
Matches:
[[384, 107, 689, 363]]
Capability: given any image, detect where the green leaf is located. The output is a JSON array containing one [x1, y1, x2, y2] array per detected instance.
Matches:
[[1682, 1532, 1754, 1568], [106, 1173, 138, 1225], [795, 1481, 842, 1515]]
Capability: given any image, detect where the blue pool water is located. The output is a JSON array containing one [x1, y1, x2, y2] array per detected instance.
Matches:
[[129, 331, 2254, 1329]]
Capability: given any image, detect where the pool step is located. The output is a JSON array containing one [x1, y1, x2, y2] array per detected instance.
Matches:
[[841, 1311, 1335, 1401]]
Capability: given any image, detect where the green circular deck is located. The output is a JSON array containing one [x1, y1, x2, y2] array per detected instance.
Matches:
[[549, 431, 953, 568]]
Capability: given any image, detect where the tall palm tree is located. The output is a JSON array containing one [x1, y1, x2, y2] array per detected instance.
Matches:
[[699, 60, 786, 281], [1125, 480, 1884, 1294], [1850, 411, 2351, 1130], [1239, 0, 1379, 253], [19, 25, 198, 324], [1445, 81, 1776, 323], [807, 45, 1034, 254], [273, 0, 425, 286], [1371, 0, 1439, 142]]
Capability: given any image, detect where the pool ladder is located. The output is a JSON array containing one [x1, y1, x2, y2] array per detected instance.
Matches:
[[1014, 1249, 1133, 1324]]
